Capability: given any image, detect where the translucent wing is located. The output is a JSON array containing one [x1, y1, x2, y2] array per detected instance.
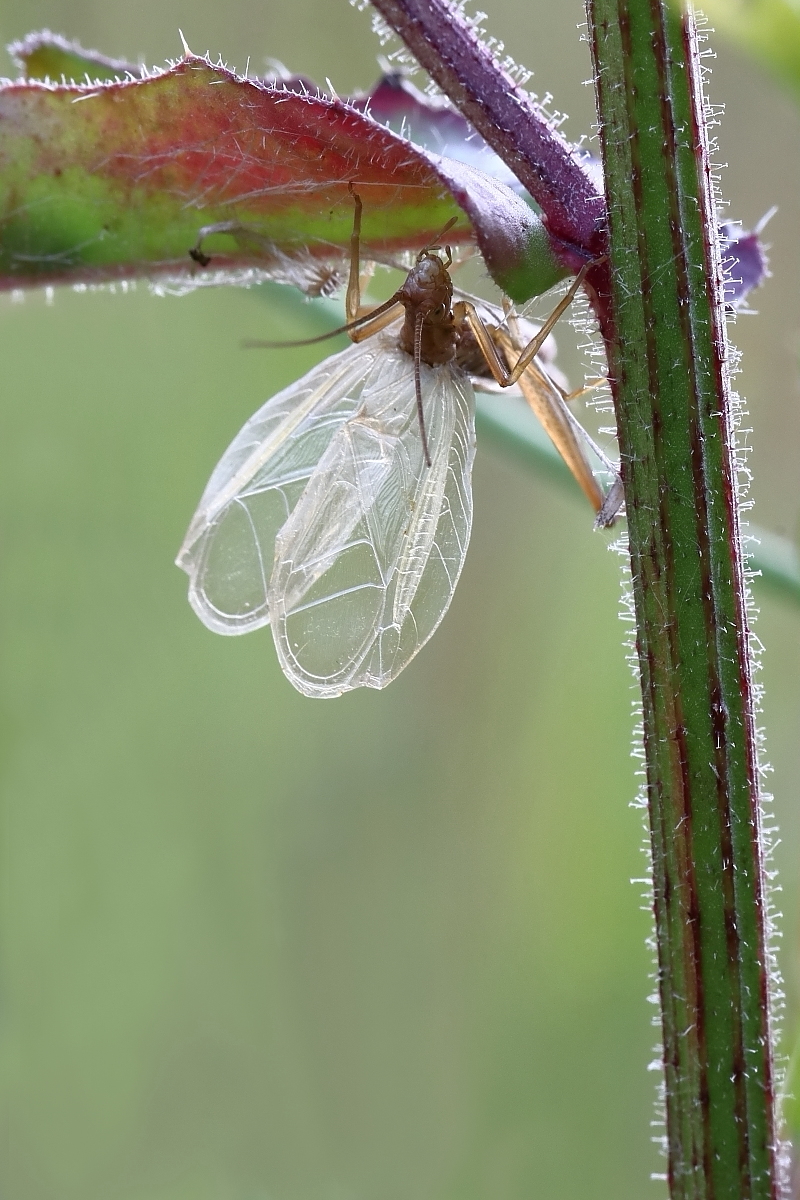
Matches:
[[269, 351, 476, 698], [176, 336, 392, 634]]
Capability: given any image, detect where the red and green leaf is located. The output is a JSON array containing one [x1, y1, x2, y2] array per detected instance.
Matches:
[[0, 42, 566, 301]]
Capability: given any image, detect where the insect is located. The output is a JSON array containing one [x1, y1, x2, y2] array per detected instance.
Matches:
[[177, 192, 608, 698]]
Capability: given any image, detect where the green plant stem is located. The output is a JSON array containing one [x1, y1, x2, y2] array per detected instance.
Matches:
[[586, 2, 779, 1197]]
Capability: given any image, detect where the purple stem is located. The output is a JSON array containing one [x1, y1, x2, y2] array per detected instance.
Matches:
[[369, 0, 606, 254]]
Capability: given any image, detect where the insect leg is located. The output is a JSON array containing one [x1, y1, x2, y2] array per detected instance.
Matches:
[[455, 266, 618, 518], [561, 379, 608, 403], [493, 329, 604, 514], [345, 186, 379, 325], [244, 187, 404, 350], [502, 310, 621, 520], [347, 300, 405, 343], [346, 185, 364, 324], [501, 260, 595, 385], [453, 301, 514, 386], [242, 296, 404, 351]]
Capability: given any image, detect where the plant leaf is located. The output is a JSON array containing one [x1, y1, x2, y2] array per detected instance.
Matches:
[[352, 71, 530, 197], [8, 30, 140, 84], [0, 49, 566, 301], [4, 32, 766, 305], [721, 221, 772, 308]]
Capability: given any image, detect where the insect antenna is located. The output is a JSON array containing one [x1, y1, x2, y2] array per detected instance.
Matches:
[[243, 216, 461, 354], [418, 216, 459, 256], [242, 293, 403, 350], [413, 310, 433, 469]]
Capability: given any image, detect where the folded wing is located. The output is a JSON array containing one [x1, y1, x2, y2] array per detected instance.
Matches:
[[270, 352, 476, 697], [176, 336, 390, 634]]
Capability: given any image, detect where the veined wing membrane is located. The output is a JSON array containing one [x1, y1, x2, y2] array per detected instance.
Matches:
[[176, 335, 396, 634], [176, 208, 597, 698], [270, 353, 476, 698]]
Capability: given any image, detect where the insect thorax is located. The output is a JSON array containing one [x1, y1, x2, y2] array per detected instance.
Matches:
[[396, 252, 459, 368]]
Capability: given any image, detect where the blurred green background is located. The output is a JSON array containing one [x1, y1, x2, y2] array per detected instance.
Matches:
[[0, 3, 798, 1198]]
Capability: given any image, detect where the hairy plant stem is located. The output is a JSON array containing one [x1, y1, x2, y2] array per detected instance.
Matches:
[[368, 0, 605, 255], [370, 1, 780, 1197], [588, 5, 778, 1197]]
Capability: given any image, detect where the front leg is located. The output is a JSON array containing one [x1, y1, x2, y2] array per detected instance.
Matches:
[[498, 260, 596, 384], [346, 185, 364, 325], [493, 327, 605, 515]]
